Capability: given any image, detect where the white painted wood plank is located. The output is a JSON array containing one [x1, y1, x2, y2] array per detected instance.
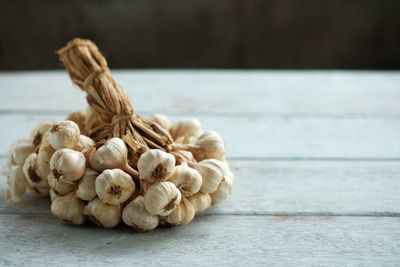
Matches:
[[1, 71, 399, 115], [0, 114, 399, 159], [2, 159, 399, 216], [0, 214, 399, 266]]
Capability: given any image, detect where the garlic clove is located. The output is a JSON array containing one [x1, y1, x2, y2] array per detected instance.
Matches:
[[122, 196, 159, 232], [76, 168, 98, 201], [151, 114, 171, 130], [187, 192, 211, 215], [31, 121, 55, 149], [7, 165, 28, 202], [144, 181, 181, 216], [51, 191, 86, 225], [165, 198, 195, 226], [50, 148, 86, 183], [168, 162, 202, 197], [192, 131, 225, 161], [170, 119, 202, 144], [47, 172, 76, 195], [194, 159, 226, 194], [84, 197, 121, 228], [137, 149, 175, 183], [210, 175, 234, 205], [22, 153, 49, 197], [95, 169, 135, 205], [10, 139, 35, 166], [49, 120, 81, 150]]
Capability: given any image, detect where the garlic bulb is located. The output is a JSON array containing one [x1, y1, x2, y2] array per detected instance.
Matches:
[[194, 159, 226, 194], [7, 165, 28, 202], [89, 137, 138, 178], [22, 153, 49, 196], [51, 191, 86, 225], [187, 192, 211, 214], [192, 131, 225, 161], [36, 134, 55, 180], [10, 139, 35, 166], [151, 114, 171, 130], [49, 189, 59, 202], [122, 196, 159, 232], [144, 181, 181, 216], [47, 172, 76, 195], [79, 135, 95, 149], [170, 119, 202, 144], [210, 176, 234, 205], [168, 162, 202, 197], [95, 169, 135, 205], [165, 198, 195, 226], [31, 121, 54, 148], [49, 120, 80, 150], [76, 168, 98, 201], [50, 148, 86, 183], [137, 149, 175, 183], [66, 110, 86, 133], [84, 197, 121, 228]]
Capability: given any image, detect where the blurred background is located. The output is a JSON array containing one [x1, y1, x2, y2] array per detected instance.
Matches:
[[1, 0, 400, 70]]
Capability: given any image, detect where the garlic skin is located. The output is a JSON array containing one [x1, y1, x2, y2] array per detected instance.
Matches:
[[170, 119, 202, 144], [76, 168, 98, 201], [168, 162, 202, 197], [51, 191, 86, 225], [194, 159, 226, 194], [22, 153, 49, 196], [84, 198, 121, 228], [7, 165, 28, 202], [31, 121, 54, 148], [95, 169, 135, 205], [10, 139, 35, 166], [210, 176, 234, 205], [187, 192, 211, 214], [47, 172, 76, 195], [144, 181, 182, 216], [165, 198, 195, 226], [122, 196, 159, 232], [193, 131, 225, 161], [137, 149, 176, 183], [151, 114, 171, 130], [50, 148, 86, 183], [49, 120, 81, 150]]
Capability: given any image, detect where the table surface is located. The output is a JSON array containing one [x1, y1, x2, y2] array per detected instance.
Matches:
[[0, 70, 399, 266]]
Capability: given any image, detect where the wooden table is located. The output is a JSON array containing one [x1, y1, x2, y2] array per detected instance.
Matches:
[[0, 71, 399, 266]]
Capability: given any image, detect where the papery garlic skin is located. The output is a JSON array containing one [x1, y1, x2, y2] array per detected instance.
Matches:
[[165, 198, 195, 226], [50, 148, 86, 183], [47, 172, 76, 195], [194, 159, 226, 194], [10, 139, 35, 166], [76, 168, 98, 201], [144, 181, 181, 216], [187, 192, 211, 214], [89, 138, 128, 171], [137, 149, 176, 183], [168, 163, 202, 197], [122, 196, 159, 232], [22, 153, 49, 196], [95, 169, 135, 205], [170, 119, 202, 144], [151, 114, 171, 130], [84, 197, 121, 228], [193, 131, 225, 161], [31, 121, 54, 148], [7, 165, 28, 202], [51, 191, 86, 225], [210, 176, 234, 205], [49, 120, 80, 150]]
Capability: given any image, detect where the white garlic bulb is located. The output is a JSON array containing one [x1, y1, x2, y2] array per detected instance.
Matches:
[[79, 135, 95, 149], [50, 148, 86, 183], [10, 139, 35, 166], [31, 121, 54, 148], [137, 149, 175, 183], [49, 120, 81, 150], [95, 169, 135, 205], [192, 131, 225, 161], [122, 196, 159, 232], [51, 192, 86, 224], [170, 119, 202, 144], [194, 159, 226, 194], [165, 198, 195, 226], [151, 114, 171, 130], [7, 165, 28, 202], [76, 168, 98, 201], [144, 181, 181, 216], [84, 198, 121, 228], [210, 176, 234, 205], [89, 137, 138, 177], [168, 162, 202, 197], [22, 153, 49, 196], [187, 192, 211, 214], [47, 172, 76, 195]]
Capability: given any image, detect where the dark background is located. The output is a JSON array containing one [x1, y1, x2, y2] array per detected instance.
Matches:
[[1, 0, 400, 70]]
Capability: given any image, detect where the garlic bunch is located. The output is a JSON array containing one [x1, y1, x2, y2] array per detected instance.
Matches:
[[144, 181, 181, 216], [137, 149, 175, 183], [95, 169, 135, 205]]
